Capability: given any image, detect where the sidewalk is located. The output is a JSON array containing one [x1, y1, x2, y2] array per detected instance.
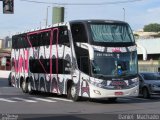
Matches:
[[0, 70, 10, 78]]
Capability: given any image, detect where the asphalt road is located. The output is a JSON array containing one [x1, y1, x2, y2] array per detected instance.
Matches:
[[0, 78, 160, 120]]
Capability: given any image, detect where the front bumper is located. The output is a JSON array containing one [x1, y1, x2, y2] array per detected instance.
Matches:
[[89, 84, 139, 98], [150, 87, 160, 95]]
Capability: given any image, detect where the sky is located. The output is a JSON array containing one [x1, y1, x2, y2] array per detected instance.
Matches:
[[0, 0, 160, 38]]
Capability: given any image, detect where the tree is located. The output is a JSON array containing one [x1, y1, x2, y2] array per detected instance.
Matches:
[[133, 33, 139, 39], [143, 23, 160, 32]]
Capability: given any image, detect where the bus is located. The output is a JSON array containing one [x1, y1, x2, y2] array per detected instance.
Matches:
[[11, 20, 139, 101]]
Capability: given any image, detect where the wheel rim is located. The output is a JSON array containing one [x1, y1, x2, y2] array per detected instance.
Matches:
[[71, 85, 76, 98], [28, 82, 31, 92], [22, 81, 26, 91]]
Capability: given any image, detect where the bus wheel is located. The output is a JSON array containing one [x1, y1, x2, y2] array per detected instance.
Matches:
[[68, 83, 80, 101], [142, 88, 150, 99], [27, 80, 33, 94], [22, 80, 28, 93]]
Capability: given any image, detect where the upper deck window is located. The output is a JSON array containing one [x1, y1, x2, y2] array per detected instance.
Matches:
[[90, 23, 134, 43], [71, 23, 88, 43]]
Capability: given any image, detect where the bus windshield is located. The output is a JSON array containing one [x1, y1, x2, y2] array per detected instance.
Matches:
[[92, 51, 138, 77], [90, 23, 134, 43]]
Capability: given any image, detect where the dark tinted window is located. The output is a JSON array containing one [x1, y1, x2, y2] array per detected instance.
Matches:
[[29, 34, 39, 47], [23, 35, 30, 48], [17, 36, 22, 48], [71, 23, 88, 43], [142, 73, 160, 80], [58, 26, 70, 45], [52, 26, 69, 45], [12, 26, 70, 48], [12, 36, 17, 49], [12, 34, 30, 49], [43, 31, 50, 46], [38, 31, 51, 46], [80, 56, 90, 75], [29, 59, 70, 74]]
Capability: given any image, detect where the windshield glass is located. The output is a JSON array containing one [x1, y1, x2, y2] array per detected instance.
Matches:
[[92, 51, 138, 77], [142, 73, 160, 80], [90, 23, 134, 43]]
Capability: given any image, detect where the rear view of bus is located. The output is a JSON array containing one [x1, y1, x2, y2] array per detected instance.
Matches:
[[70, 20, 139, 101]]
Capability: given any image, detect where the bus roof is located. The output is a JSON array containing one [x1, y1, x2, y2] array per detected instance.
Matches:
[[69, 19, 128, 24], [13, 19, 128, 36]]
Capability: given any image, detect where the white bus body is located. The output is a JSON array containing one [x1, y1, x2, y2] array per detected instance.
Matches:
[[11, 20, 139, 101]]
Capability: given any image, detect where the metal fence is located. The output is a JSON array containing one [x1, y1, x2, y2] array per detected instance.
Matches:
[[138, 64, 160, 72]]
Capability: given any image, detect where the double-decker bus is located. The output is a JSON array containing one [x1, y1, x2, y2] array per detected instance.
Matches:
[[11, 20, 139, 101]]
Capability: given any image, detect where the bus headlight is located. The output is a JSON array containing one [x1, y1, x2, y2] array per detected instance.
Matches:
[[151, 84, 158, 88], [131, 77, 139, 86], [89, 79, 113, 89], [89, 79, 104, 88]]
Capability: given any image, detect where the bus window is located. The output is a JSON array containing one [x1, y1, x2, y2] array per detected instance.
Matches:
[[80, 56, 90, 75], [58, 59, 71, 74], [22, 35, 28, 48], [40, 31, 50, 46], [58, 26, 70, 46], [39, 33, 43, 46], [17, 36, 23, 48], [52, 30, 57, 45], [44, 32, 50, 46], [29, 34, 39, 47], [12, 36, 16, 49], [71, 23, 88, 43]]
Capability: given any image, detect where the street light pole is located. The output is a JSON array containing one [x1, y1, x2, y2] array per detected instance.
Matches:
[[46, 6, 50, 26], [40, 21, 41, 29], [123, 8, 125, 21]]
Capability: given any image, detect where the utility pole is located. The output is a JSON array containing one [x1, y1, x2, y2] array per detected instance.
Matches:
[[46, 6, 50, 26], [123, 8, 125, 21]]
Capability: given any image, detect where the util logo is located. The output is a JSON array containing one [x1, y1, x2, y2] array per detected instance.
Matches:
[[112, 48, 121, 52], [14, 50, 29, 73]]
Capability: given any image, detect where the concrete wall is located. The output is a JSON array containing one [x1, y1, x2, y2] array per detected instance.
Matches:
[[0, 70, 10, 78], [0, 40, 2, 49], [136, 38, 160, 54]]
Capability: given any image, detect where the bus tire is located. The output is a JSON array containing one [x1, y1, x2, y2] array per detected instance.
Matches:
[[68, 83, 80, 101], [142, 87, 150, 99], [22, 80, 28, 93]]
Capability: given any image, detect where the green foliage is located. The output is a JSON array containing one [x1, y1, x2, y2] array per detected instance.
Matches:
[[143, 23, 160, 32], [134, 34, 139, 39], [152, 33, 160, 38], [134, 34, 139, 37]]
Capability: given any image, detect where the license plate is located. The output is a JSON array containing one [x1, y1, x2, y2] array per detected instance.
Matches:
[[115, 92, 123, 95]]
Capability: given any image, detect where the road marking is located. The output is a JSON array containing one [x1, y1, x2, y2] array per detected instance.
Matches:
[[30, 97, 57, 102], [47, 97, 73, 102], [0, 98, 16, 102], [12, 97, 37, 103]]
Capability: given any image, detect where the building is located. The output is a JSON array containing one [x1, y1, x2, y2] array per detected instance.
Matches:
[[0, 38, 11, 71], [136, 38, 160, 72], [134, 30, 160, 39]]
